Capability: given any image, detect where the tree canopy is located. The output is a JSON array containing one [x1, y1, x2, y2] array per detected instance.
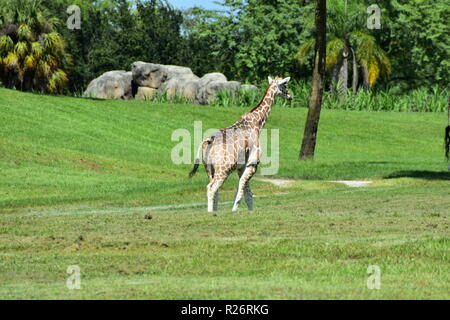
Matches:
[[0, 0, 448, 93]]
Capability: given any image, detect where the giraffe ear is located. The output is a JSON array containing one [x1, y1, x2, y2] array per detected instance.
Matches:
[[280, 77, 291, 84], [268, 76, 273, 84]]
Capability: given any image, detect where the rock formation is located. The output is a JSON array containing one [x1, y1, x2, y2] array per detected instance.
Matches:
[[83, 62, 257, 105]]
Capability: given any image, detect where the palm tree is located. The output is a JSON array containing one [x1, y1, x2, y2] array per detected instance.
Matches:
[[0, 0, 69, 93], [297, 0, 391, 96]]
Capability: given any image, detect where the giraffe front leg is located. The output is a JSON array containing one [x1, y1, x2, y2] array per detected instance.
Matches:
[[244, 182, 253, 211], [232, 165, 256, 212], [213, 190, 219, 211]]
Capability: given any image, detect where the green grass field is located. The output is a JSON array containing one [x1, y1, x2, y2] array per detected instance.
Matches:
[[0, 88, 449, 299]]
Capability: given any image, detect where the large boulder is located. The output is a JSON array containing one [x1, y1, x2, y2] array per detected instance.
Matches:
[[196, 79, 241, 104], [181, 80, 201, 102], [241, 84, 258, 91], [131, 62, 164, 88], [197, 72, 227, 87], [135, 87, 157, 101], [131, 61, 197, 90], [164, 65, 198, 82], [83, 71, 133, 100], [162, 78, 200, 102]]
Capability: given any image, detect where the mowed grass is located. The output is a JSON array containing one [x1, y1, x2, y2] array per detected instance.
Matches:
[[0, 88, 447, 213], [0, 88, 449, 299]]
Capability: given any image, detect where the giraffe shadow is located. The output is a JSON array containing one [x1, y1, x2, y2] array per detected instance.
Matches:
[[384, 170, 450, 180]]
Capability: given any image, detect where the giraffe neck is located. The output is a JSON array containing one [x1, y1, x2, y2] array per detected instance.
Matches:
[[247, 85, 277, 129]]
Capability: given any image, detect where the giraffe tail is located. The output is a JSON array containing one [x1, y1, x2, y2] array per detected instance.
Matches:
[[189, 162, 200, 178], [189, 137, 213, 178]]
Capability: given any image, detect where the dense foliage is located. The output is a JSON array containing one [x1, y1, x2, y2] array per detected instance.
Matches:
[[210, 80, 446, 112], [0, 0, 69, 93], [379, 0, 450, 91], [184, 0, 310, 81], [0, 0, 448, 95], [39, 0, 194, 93]]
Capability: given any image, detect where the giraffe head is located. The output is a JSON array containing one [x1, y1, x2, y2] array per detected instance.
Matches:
[[268, 75, 292, 101]]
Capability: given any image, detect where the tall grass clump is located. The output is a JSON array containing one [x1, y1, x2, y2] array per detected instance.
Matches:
[[211, 79, 447, 112], [146, 90, 191, 105], [211, 81, 304, 109], [212, 87, 261, 108], [138, 78, 446, 112], [320, 86, 447, 112]]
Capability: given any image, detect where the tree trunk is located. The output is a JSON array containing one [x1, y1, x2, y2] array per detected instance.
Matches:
[[299, 0, 326, 160], [330, 57, 342, 94], [337, 46, 349, 98], [361, 64, 370, 90], [351, 46, 358, 94]]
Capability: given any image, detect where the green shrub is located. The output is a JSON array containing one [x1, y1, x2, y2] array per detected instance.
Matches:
[[211, 80, 447, 112]]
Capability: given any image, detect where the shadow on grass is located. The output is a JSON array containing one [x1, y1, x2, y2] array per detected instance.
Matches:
[[385, 170, 450, 180]]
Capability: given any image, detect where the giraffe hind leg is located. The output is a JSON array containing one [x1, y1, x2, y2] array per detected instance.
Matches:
[[207, 171, 227, 212], [236, 167, 253, 211], [232, 165, 256, 212]]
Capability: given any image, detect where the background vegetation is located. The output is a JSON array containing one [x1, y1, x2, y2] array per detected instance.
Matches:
[[210, 80, 447, 112], [1, 0, 449, 98]]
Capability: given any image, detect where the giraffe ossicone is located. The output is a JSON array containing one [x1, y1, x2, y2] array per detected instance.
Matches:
[[189, 75, 292, 212]]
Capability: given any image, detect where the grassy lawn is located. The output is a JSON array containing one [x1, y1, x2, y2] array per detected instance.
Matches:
[[0, 88, 449, 299]]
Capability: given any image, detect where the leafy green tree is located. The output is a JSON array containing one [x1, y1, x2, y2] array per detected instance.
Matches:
[[0, 0, 69, 92], [136, 0, 188, 66], [376, 0, 449, 90], [40, 0, 191, 92], [40, 0, 130, 92], [184, 0, 310, 82], [181, 7, 222, 77], [297, 0, 391, 95]]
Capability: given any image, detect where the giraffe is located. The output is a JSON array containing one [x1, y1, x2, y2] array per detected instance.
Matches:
[[189, 75, 292, 212]]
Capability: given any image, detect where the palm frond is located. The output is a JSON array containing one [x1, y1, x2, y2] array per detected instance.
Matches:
[[350, 31, 376, 62], [44, 54, 57, 69], [0, 0, 67, 92], [31, 41, 43, 58], [326, 38, 345, 71], [37, 60, 50, 77], [0, 35, 14, 56], [17, 24, 33, 41], [43, 32, 64, 54], [24, 54, 35, 69], [14, 41, 28, 58], [296, 38, 316, 65], [367, 57, 380, 87], [4, 51, 18, 68], [350, 31, 391, 86], [373, 46, 392, 76], [47, 68, 68, 93], [327, 0, 366, 38]]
